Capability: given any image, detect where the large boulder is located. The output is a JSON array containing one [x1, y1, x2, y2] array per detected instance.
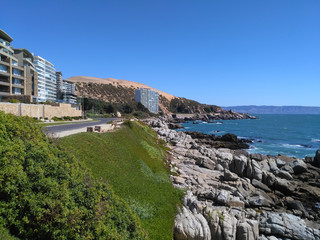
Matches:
[[248, 191, 275, 207], [174, 207, 211, 240], [314, 149, 320, 168], [289, 159, 308, 174], [230, 155, 248, 177], [236, 220, 259, 240], [259, 212, 320, 240]]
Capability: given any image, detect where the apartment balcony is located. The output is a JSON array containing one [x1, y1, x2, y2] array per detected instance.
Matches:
[[0, 81, 10, 87], [0, 50, 17, 62], [12, 65, 24, 71], [0, 41, 14, 53], [23, 58, 35, 68], [0, 70, 10, 77], [12, 84, 24, 89], [12, 74, 24, 80], [0, 85, 10, 96], [0, 56, 10, 65]]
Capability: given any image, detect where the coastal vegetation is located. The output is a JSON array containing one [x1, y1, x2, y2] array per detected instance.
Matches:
[[80, 97, 155, 118], [74, 80, 225, 115], [60, 120, 183, 239], [0, 111, 146, 239]]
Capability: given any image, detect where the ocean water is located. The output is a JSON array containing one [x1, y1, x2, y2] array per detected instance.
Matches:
[[178, 114, 320, 159]]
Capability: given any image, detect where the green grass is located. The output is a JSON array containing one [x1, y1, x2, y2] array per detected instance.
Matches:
[[61, 121, 183, 239]]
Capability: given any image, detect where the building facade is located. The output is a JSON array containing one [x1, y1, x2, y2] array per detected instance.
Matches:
[[56, 71, 77, 105], [135, 88, 159, 113], [33, 55, 57, 102], [0, 29, 38, 102]]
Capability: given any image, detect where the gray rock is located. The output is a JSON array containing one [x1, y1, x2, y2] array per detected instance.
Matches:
[[250, 153, 266, 161], [215, 164, 224, 171], [227, 196, 245, 209], [275, 178, 296, 194], [313, 149, 320, 167], [259, 160, 270, 172], [252, 179, 271, 192], [285, 198, 308, 217], [224, 169, 239, 181], [174, 206, 211, 240], [259, 212, 319, 240], [276, 158, 286, 168], [230, 155, 248, 177], [252, 160, 263, 181], [267, 158, 279, 172], [275, 170, 293, 180], [216, 151, 233, 162], [280, 164, 294, 174], [236, 220, 259, 240], [249, 191, 275, 207], [216, 190, 230, 206], [289, 159, 308, 174]]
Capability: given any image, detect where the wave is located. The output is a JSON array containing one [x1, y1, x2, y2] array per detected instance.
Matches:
[[311, 138, 320, 143], [281, 143, 312, 149]]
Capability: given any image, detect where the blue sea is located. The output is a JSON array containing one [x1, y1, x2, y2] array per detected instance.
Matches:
[[178, 114, 320, 159]]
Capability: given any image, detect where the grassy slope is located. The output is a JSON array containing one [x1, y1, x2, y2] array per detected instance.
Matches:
[[61, 121, 182, 239]]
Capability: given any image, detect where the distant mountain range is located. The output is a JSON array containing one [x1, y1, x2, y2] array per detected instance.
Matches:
[[223, 105, 320, 114]]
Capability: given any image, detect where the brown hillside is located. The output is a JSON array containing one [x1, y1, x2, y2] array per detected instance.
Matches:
[[67, 76, 175, 101], [66, 76, 253, 120]]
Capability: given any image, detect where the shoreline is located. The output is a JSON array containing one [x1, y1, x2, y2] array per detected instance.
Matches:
[[145, 117, 320, 240], [170, 114, 319, 159]]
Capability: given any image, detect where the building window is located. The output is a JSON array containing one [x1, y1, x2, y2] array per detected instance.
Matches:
[[13, 78, 22, 85], [12, 87, 22, 95], [0, 64, 8, 73], [12, 68, 22, 76], [12, 60, 18, 66]]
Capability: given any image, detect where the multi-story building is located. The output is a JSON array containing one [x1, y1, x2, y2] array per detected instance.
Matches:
[[13, 49, 38, 98], [56, 71, 77, 105], [135, 88, 159, 113], [0, 29, 38, 102], [33, 55, 57, 102]]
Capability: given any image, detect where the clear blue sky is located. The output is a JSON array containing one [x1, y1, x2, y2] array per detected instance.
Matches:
[[1, 0, 319, 106]]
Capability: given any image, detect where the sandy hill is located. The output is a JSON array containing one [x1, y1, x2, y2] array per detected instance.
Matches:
[[67, 76, 175, 101], [67, 76, 223, 115]]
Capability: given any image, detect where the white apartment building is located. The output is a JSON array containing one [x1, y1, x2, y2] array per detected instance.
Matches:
[[33, 55, 57, 102]]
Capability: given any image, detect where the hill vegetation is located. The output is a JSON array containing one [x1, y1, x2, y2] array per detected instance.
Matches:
[[60, 121, 183, 239], [73, 80, 224, 115], [81, 97, 156, 119], [0, 111, 146, 239]]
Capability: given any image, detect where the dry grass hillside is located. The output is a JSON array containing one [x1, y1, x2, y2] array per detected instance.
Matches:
[[67, 76, 224, 115], [67, 76, 173, 113]]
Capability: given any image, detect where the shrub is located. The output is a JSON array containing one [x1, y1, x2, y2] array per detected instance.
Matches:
[[0, 111, 146, 239], [9, 99, 20, 103]]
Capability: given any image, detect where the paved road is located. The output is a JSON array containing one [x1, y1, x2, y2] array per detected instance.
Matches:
[[44, 118, 117, 135]]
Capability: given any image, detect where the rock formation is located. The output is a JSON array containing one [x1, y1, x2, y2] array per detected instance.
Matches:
[[145, 117, 320, 240]]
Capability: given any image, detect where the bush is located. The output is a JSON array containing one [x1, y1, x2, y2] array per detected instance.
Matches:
[[9, 99, 20, 103], [0, 111, 146, 239]]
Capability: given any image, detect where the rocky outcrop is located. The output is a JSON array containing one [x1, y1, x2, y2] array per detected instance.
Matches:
[[146, 117, 320, 240], [171, 110, 256, 122], [185, 131, 252, 150]]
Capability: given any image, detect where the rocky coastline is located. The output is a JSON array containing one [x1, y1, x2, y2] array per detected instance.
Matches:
[[145, 117, 320, 240], [170, 110, 257, 124]]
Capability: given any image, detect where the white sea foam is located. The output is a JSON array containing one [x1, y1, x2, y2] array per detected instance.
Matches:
[[311, 138, 320, 142], [282, 143, 303, 149]]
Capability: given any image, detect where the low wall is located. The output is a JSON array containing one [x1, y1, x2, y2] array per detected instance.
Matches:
[[0, 102, 82, 119]]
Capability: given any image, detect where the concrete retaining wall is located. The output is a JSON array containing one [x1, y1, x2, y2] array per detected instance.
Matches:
[[0, 102, 82, 119]]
